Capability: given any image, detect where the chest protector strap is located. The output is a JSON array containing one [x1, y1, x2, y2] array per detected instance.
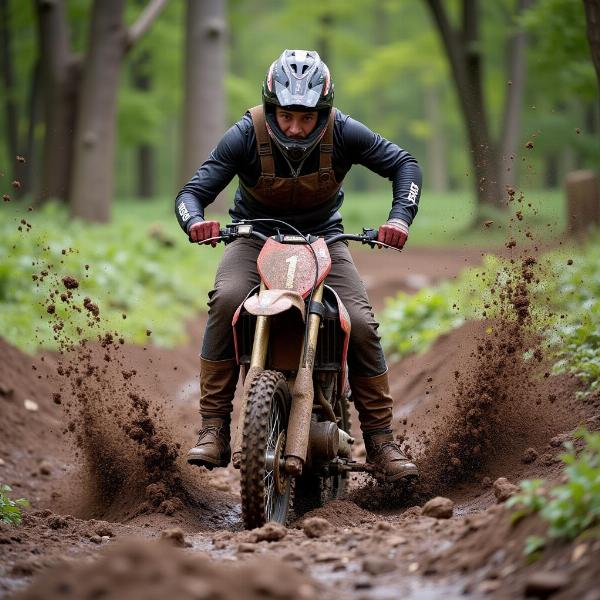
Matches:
[[248, 105, 336, 179]]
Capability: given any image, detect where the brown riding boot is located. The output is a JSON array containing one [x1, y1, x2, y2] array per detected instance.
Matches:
[[187, 417, 231, 469], [350, 370, 419, 482], [364, 431, 419, 482], [187, 357, 239, 469]]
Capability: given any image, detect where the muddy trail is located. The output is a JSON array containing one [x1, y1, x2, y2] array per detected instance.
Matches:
[[1, 243, 599, 600]]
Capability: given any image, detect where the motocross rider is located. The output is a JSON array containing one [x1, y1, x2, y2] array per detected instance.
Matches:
[[175, 49, 422, 483]]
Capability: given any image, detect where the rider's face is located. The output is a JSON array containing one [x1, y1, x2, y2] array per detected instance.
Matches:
[[275, 107, 318, 139]]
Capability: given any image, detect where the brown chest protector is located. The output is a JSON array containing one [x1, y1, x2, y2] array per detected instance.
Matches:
[[240, 105, 342, 212]]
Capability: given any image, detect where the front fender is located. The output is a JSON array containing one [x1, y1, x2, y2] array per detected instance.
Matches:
[[243, 289, 306, 320]]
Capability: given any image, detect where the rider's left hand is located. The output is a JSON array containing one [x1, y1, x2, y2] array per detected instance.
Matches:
[[377, 219, 409, 249]]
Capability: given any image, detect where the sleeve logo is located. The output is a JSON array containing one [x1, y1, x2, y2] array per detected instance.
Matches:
[[178, 201, 191, 222], [407, 182, 419, 205]]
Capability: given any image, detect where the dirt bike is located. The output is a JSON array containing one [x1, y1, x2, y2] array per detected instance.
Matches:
[[197, 218, 398, 529]]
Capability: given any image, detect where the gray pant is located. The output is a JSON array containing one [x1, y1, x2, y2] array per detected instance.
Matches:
[[201, 239, 387, 377]]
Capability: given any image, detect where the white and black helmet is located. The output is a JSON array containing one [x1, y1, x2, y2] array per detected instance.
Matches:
[[262, 49, 334, 162]]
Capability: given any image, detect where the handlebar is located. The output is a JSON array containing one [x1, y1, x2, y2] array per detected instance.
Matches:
[[190, 221, 400, 251]]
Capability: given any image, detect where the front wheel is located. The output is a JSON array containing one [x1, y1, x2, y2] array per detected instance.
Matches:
[[240, 370, 293, 529]]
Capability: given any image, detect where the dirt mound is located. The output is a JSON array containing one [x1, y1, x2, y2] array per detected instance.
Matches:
[[0, 326, 232, 529], [54, 337, 186, 521], [1, 262, 235, 525], [14, 538, 325, 600], [413, 320, 580, 489], [0, 508, 131, 586], [33, 271, 184, 520], [420, 504, 600, 599], [384, 254, 585, 499], [294, 499, 376, 528]]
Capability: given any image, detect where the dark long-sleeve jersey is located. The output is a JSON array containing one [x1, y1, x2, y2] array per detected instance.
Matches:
[[175, 109, 422, 238]]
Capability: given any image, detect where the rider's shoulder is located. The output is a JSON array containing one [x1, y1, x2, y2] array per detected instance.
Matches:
[[334, 110, 368, 135], [333, 107, 350, 126], [333, 110, 373, 145], [236, 112, 254, 134]]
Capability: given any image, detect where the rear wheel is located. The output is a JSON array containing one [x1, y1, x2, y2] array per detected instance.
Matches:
[[240, 370, 293, 529], [294, 390, 352, 515]]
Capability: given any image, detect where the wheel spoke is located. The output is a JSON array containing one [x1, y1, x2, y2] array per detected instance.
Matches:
[[265, 472, 274, 520]]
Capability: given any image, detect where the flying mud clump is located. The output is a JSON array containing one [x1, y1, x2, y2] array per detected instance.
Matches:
[[418, 198, 564, 487], [36, 263, 185, 519]]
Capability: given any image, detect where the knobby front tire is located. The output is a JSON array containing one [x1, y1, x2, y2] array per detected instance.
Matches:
[[240, 370, 293, 529]]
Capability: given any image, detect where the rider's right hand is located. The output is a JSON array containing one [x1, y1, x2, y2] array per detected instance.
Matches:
[[189, 220, 220, 247]]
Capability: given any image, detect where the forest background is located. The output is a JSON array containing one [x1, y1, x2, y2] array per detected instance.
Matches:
[[1, 0, 598, 217], [0, 0, 599, 353]]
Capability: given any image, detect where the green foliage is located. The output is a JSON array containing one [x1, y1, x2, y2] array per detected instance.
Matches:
[[542, 240, 600, 394], [380, 253, 517, 359], [508, 479, 547, 525], [380, 286, 463, 360], [0, 484, 30, 526], [521, 0, 596, 99], [0, 200, 219, 353], [507, 429, 600, 547], [523, 535, 546, 561], [543, 430, 600, 540], [380, 226, 600, 396]]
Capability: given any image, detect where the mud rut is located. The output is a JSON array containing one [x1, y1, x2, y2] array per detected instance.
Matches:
[[1, 244, 599, 600]]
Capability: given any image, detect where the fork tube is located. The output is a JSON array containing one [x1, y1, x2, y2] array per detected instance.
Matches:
[[284, 282, 324, 470], [250, 314, 270, 369], [232, 284, 270, 461]]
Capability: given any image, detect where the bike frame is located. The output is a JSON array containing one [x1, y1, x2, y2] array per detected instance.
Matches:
[[231, 236, 335, 475]]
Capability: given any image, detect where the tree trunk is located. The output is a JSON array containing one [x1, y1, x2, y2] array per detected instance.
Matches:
[[19, 59, 43, 196], [69, 0, 127, 223], [137, 145, 155, 198], [500, 0, 531, 192], [132, 49, 155, 198], [565, 170, 600, 235], [583, 0, 600, 148], [0, 0, 20, 177], [180, 0, 227, 211], [425, 0, 503, 209], [316, 12, 334, 61], [425, 85, 449, 192], [36, 0, 80, 202], [544, 154, 559, 188]]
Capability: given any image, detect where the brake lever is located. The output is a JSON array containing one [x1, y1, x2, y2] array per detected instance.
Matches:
[[371, 240, 403, 253], [191, 235, 225, 245]]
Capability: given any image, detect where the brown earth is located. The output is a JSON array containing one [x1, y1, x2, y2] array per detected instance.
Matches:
[[1, 244, 599, 599]]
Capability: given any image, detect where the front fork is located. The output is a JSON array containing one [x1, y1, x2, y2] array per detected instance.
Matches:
[[231, 281, 325, 475], [232, 285, 271, 465], [284, 282, 324, 475]]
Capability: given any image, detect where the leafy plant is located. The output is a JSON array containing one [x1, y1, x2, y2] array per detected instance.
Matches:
[[508, 479, 547, 525], [0, 201, 220, 353], [508, 429, 600, 552], [0, 484, 30, 526], [542, 430, 600, 540], [380, 285, 464, 359], [381, 233, 600, 396], [523, 535, 546, 560]]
